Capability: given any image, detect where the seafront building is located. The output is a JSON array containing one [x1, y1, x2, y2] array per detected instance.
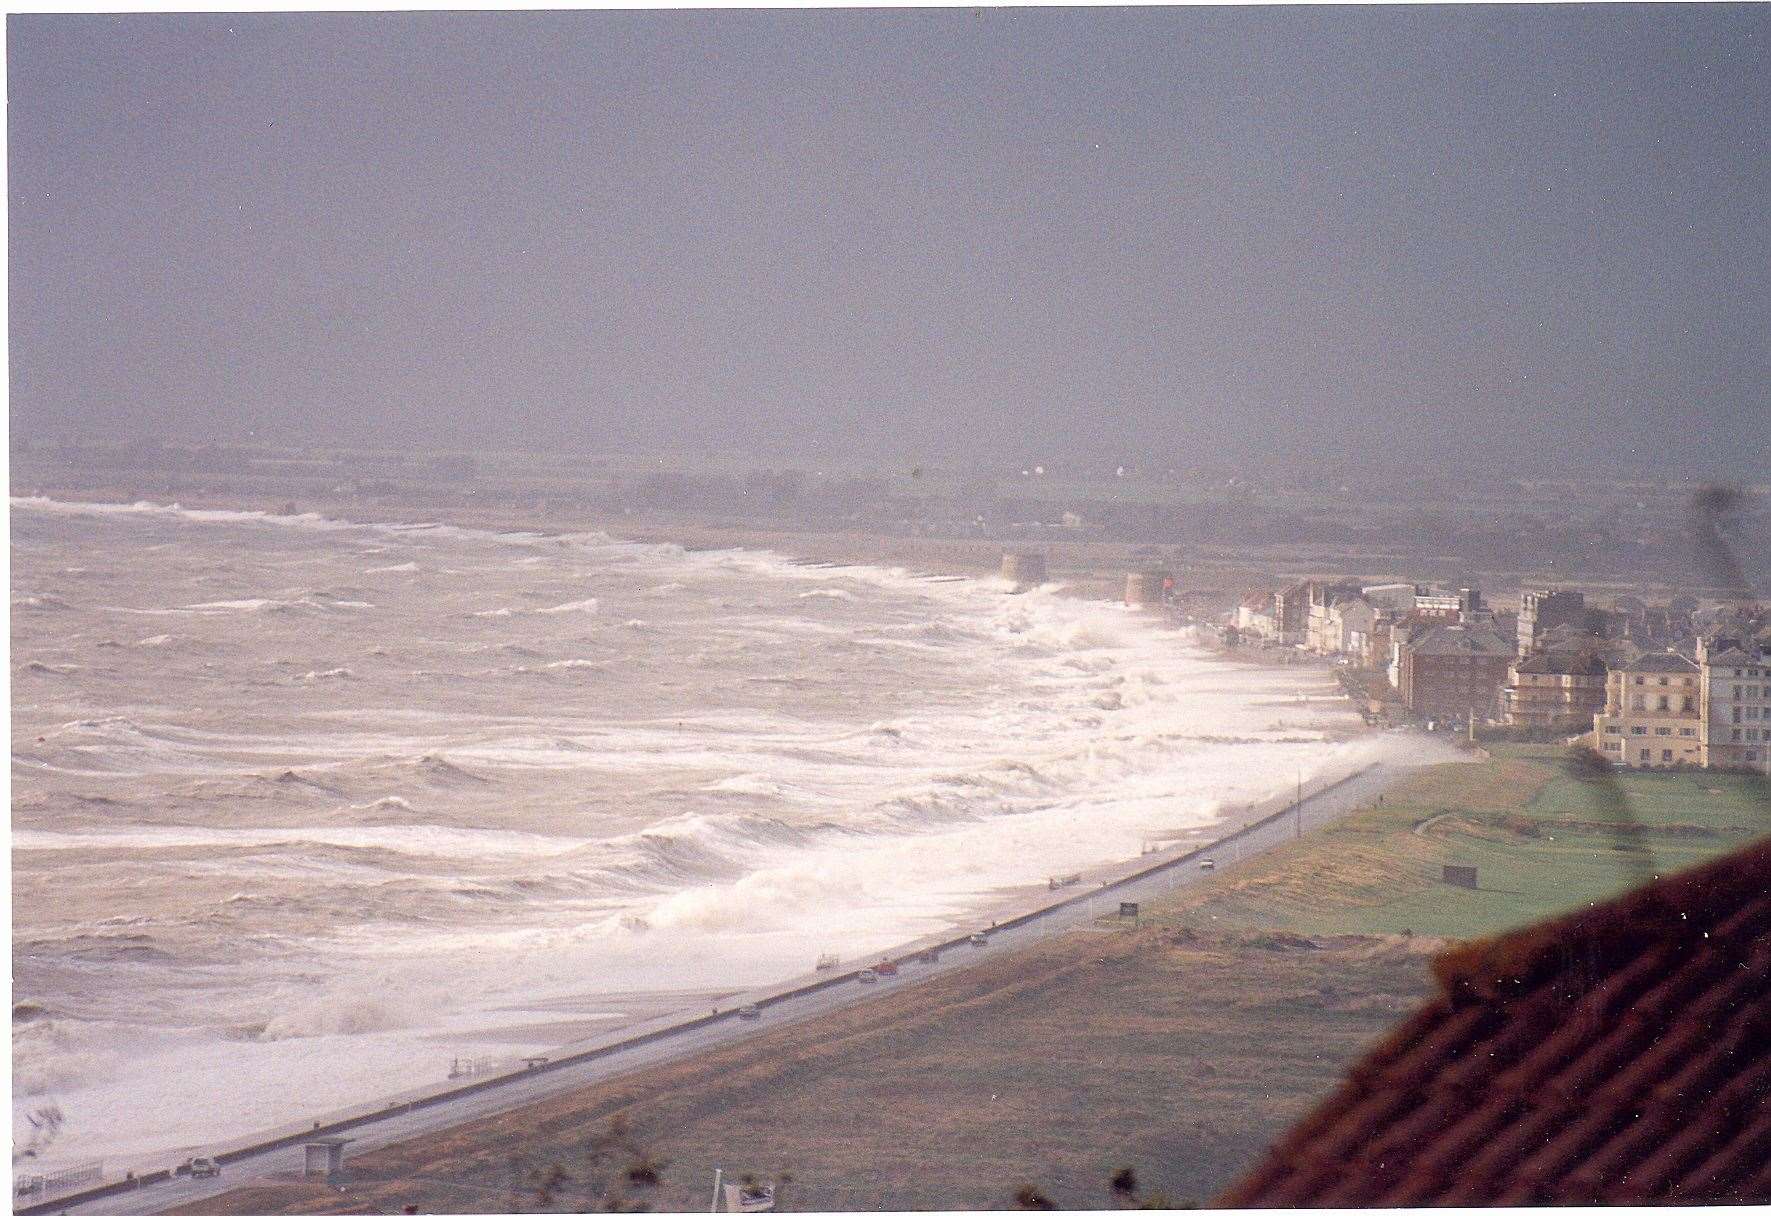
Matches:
[[1517, 589, 1588, 656], [1396, 622, 1515, 721], [1698, 637, 1771, 774], [1227, 573, 1764, 772], [1592, 653, 1703, 768], [1503, 651, 1608, 732]]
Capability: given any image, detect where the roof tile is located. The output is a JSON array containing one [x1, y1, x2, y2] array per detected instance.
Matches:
[[1219, 839, 1771, 1208]]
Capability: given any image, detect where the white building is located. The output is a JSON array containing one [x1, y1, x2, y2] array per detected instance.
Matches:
[[1361, 583, 1418, 613], [1699, 638, 1771, 774]]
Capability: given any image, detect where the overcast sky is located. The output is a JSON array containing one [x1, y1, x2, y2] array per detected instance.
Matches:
[[8, 7, 1769, 476]]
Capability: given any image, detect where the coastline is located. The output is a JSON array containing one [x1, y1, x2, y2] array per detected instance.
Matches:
[[27, 739, 1453, 1216], [13, 491, 1440, 1212]]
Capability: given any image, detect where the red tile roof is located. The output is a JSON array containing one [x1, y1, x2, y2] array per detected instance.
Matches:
[[1219, 838, 1771, 1207]]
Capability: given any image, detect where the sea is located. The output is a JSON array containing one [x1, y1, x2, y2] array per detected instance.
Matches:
[[10, 496, 1414, 1170]]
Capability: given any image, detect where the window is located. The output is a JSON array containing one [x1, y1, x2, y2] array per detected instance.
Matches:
[[1658, 677, 1669, 686], [1680, 728, 1696, 737], [1635, 676, 1645, 686], [1631, 726, 1647, 736], [1604, 741, 1621, 752], [1655, 727, 1672, 736], [1605, 725, 1621, 734], [1633, 696, 1646, 711], [1683, 697, 1695, 712], [1640, 749, 1652, 763], [1734, 729, 1744, 742], [1662, 749, 1674, 762]]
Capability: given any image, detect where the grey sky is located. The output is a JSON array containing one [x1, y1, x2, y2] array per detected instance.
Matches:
[[8, 7, 1769, 476]]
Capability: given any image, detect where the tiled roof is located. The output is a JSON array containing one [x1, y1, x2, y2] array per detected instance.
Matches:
[[1219, 839, 1771, 1207], [1404, 624, 1514, 658], [1624, 652, 1701, 674], [1514, 652, 1607, 676]]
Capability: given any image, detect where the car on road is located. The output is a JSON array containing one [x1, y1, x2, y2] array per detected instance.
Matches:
[[969, 932, 989, 947], [857, 967, 879, 983], [188, 1157, 221, 1179], [736, 1004, 761, 1020], [875, 960, 899, 976], [1200, 858, 1216, 870]]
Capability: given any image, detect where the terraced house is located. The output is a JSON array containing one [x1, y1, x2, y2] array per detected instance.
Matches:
[[1699, 638, 1771, 775], [1503, 651, 1608, 732], [1593, 653, 1702, 768]]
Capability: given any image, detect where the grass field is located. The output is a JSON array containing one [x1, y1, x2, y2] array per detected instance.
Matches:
[[1158, 747, 1769, 940], [166, 751, 1767, 1214]]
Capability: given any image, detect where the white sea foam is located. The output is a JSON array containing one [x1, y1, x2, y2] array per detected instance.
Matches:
[[536, 597, 600, 614], [10, 493, 1442, 1171]]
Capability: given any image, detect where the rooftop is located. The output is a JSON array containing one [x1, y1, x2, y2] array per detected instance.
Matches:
[[1623, 652, 1701, 674], [1220, 838, 1771, 1206], [1404, 624, 1514, 658], [1514, 651, 1607, 676]]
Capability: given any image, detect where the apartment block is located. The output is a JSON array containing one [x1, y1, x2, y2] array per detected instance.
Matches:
[[1592, 653, 1703, 768]]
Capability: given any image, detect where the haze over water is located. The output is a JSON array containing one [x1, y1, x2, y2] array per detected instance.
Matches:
[[12, 497, 1410, 1168]]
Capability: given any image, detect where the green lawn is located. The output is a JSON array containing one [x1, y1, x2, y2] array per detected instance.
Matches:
[[1163, 749, 1769, 941]]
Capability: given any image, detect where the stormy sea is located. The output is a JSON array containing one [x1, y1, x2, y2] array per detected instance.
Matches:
[[11, 496, 1407, 1169]]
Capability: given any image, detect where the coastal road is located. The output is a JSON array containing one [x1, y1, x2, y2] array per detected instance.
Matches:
[[25, 752, 1439, 1216]]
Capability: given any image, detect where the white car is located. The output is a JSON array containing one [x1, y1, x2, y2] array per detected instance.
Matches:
[[189, 1157, 221, 1179], [969, 932, 989, 947], [1200, 858, 1216, 871], [736, 1004, 761, 1021], [857, 967, 879, 984]]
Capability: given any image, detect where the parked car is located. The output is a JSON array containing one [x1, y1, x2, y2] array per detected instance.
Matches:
[[875, 960, 899, 976], [736, 1004, 761, 1021], [857, 967, 879, 984], [188, 1158, 221, 1179], [969, 932, 989, 947], [1200, 858, 1216, 871]]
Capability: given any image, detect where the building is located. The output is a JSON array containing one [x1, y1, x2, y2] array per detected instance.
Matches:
[[1503, 651, 1608, 732], [1698, 637, 1771, 774], [1412, 586, 1466, 618], [1220, 839, 1771, 1206], [1396, 623, 1515, 720], [1274, 582, 1311, 645], [1361, 583, 1419, 614], [1234, 592, 1279, 641], [1305, 581, 1367, 654], [1518, 589, 1587, 656], [1329, 597, 1379, 660], [1592, 653, 1703, 768]]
